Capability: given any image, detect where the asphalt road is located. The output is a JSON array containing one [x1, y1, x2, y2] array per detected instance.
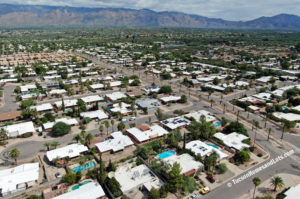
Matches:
[[0, 84, 18, 112]]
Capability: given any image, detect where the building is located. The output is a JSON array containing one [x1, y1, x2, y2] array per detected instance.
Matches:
[[136, 98, 161, 110], [162, 153, 203, 176], [31, 103, 53, 112], [2, 121, 35, 137], [105, 92, 126, 101], [81, 95, 104, 104], [54, 99, 78, 109], [0, 111, 21, 122], [273, 112, 300, 122], [214, 132, 250, 151], [186, 140, 228, 160], [184, 110, 216, 123], [0, 163, 39, 196], [95, 131, 134, 153], [80, 110, 108, 121], [43, 118, 78, 131], [20, 84, 36, 93], [109, 102, 132, 115], [160, 116, 190, 130], [284, 183, 300, 199], [159, 96, 181, 104], [53, 180, 105, 199], [46, 143, 88, 162], [127, 124, 169, 144], [109, 163, 163, 193]]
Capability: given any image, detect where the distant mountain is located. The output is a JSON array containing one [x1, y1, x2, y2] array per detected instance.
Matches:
[[0, 4, 299, 29]]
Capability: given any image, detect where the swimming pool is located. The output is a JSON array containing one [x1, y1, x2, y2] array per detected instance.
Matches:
[[282, 106, 287, 110], [213, 122, 221, 127], [157, 150, 175, 159], [72, 161, 96, 173], [72, 180, 92, 191], [206, 143, 219, 149]]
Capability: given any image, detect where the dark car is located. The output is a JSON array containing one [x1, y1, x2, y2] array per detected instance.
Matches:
[[206, 175, 215, 183]]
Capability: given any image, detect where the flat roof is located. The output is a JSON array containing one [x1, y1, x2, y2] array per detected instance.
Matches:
[[127, 124, 169, 142], [46, 143, 88, 161], [80, 110, 108, 120], [214, 132, 249, 151], [3, 121, 35, 137]]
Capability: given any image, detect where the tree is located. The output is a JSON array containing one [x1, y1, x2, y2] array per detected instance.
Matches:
[[270, 176, 284, 192], [73, 134, 81, 143], [117, 122, 126, 131], [111, 120, 115, 131], [20, 99, 36, 109], [281, 120, 296, 140], [107, 160, 117, 172], [159, 85, 173, 94], [52, 122, 71, 137], [105, 177, 122, 197], [9, 148, 20, 165], [234, 150, 250, 164], [85, 133, 94, 145], [210, 99, 215, 107], [167, 163, 184, 193], [216, 163, 228, 174], [182, 176, 197, 193], [44, 143, 51, 151], [136, 146, 149, 159], [149, 188, 160, 199], [51, 141, 59, 149], [188, 116, 216, 139], [224, 121, 248, 136], [267, 128, 273, 141], [99, 125, 104, 135], [98, 156, 107, 185], [180, 95, 187, 103], [204, 151, 219, 172], [213, 77, 221, 85], [252, 177, 261, 199], [104, 120, 110, 135]]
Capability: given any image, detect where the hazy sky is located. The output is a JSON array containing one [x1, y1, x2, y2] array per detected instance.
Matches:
[[0, 0, 299, 21]]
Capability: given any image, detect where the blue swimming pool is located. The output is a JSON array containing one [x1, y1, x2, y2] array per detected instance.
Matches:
[[206, 143, 219, 149], [214, 122, 221, 127], [157, 150, 175, 159], [72, 161, 96, 173], [72, 180, 92, 191], [282, 106, 287, 110]]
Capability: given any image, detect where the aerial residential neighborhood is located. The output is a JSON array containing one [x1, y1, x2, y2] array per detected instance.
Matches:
[[0, 2, 300, 199]]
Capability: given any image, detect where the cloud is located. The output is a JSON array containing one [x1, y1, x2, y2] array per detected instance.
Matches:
[[0, 0, 299, 20]]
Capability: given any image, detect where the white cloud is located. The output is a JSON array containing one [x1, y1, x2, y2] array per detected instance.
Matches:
[[0, 0, 299, 20]]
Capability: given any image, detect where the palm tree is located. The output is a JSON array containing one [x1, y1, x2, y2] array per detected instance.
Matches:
[[80, 130, 87, 139], [44, 142, 51, 151], [51, 142, 59, 149], [264, 115, 268, 128], [73, 134, 81, 143], [223, 104, 226, 114], [85, 133, 94, 146], [210, 99, 215, 107], [111, 120, 115, 132], [104, 121, 110, 135], [236, 110, 240, 122], [9, 148, 20, 165], [271, 176, 284, 192], [267, 128, 273, 141], [252, 177, 261, 199], [99, 125, 104, 135]]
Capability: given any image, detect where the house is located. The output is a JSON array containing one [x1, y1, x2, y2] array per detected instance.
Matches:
[[43, 118, 78, 131], [53, 180, 106, 199], [159, 96, 181, 104], [105, 92, 126, 101], [214, 132, 250, 151], [2, 121, 35, 137], [109, 163, 163, 193], [160, 116, 190, 130], [273, 112, 300, 122], [136, 98, 161, 110], [46, 143, 88, 162], [109, 102, 132, 115], [31, 103, 53, 112], [284, 183, 300, 199], [0, 111, 21, 122], [95, 131, 134, 153], [90, 84, 104, 90], [20, 84, 36, 93], [186, 140, 228, 160], [54, 99, 78, 109], [162, 153, 203, 176], [48, 89, 67, 96], [0, 163, 39, 196], [126, 124, 169, 144], [80, 110, 108, 121], [81, 95, 104, 105], [142, 86, 160, 94], [184, 110, 216, 123]]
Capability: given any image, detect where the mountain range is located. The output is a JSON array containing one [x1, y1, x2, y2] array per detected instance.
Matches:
[[0, 3, 300, 29]]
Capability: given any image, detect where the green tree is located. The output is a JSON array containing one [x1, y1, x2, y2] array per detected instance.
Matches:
[[105, 177, 122, 197], [99, 125, 104, 135], [188, 115, 216, 139], [234, 150, 250, 164], [149, 188, 160, 199], [104, 120, 110, 135], [252, 177, 261, 199], [182, 176, 197, 193], [44, 142, 51, 151], [52, 122, 71, 137], [9, 148, 20, 165], [270, 176, 284, 191], [224, 121, 248, 136], [180, 95, 187, 103], [85, 133, 94, 145], [167, 163, 184, 193], [213, 77, 221, 85], [117, 122, 126, 131], [159, 85, 173, 94], [20, 99, 36, 109], [51, 141, 59, 149]]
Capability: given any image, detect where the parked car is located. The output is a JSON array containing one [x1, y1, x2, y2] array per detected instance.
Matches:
[[55, 172, 61, 178], [206, 175, 215, 183], [129, 116, 136, 121], [200, 187, 210, 195], [121, 118, 127, 122]]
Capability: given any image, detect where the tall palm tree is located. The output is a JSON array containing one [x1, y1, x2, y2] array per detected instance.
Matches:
[[264, 115, 268, 128], [210, 99, 215, 107], [252, 177, 261, 199], [80, 130, 87, 139], [44, 142, 51, 151], [270, 176, 284, 192], [267, 128, 273, 141], [99, 125, 104, 135], [104, 121, 110, 135], [51, 142, 59, 149], [111, 120, 115, 132], [9, 148, 20, 165], [85, 133, 94, 146], [223, 104, 226, 114], [236, 110, 240, 122], [73, 134, 81, 143]]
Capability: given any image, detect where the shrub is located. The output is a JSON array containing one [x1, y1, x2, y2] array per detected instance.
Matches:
[[216, 163, 228, 174], [52, 122, 71, 137]]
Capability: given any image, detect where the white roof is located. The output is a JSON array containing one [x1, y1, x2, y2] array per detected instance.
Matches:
[[54, 99, 78, 108], [46, 143, 88, 161], [256, 76, 272, 83], [253, 92, 272, 100], [48, 89, 67, 95], [0, 163, 39, 194], [31, 103, 53, 112], [95, 132, 134, 153], [161, 116, 190, 130], [163, 154, 203, 174], [186, 140, 228, 160], [20, 84, 36, 92], [81, 95, 104, 103], [127, 125, 169, 142], [43, 118, 78, 130], [273, 112, 300, 122], [80, 110, 108, 120], [3, 121, 35, 137], [110, 102, 131, 114], [184, 110, 216, 123], [109, 81, 121, 87], [53, 181, 105, 199], [90, 84, 104, 89], [292, 105, 300, 112], [214, 132, 249, 151], [110, 164, 163, 193], [105, 92, 126, 101], [160, 96, 181, 103], [284, 183, 300, 199]]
